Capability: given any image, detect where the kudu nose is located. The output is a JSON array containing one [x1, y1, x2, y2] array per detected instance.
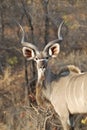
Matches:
[[40, 60, 47, 69]]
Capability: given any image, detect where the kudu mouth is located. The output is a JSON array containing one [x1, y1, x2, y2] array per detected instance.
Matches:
[[38, 59, 48, 70]]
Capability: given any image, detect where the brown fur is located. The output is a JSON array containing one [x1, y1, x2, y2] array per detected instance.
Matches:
[[67, 65, 81, 74]]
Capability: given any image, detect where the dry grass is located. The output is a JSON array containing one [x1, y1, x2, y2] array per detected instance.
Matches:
[[0, 67, 59, 130], [0, 67, 14, 87]]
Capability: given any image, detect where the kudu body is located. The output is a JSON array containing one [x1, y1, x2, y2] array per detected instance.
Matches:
[[20, 22, 87, 130]]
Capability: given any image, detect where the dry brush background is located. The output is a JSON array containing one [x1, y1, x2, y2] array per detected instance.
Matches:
[[0, 0, 87, 130]]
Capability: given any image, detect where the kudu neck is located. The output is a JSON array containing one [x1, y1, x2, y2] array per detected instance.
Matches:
[[37, 66, 57, 88]]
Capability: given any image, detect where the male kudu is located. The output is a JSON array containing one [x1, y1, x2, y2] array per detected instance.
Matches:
[[20, 22, 87, 130]]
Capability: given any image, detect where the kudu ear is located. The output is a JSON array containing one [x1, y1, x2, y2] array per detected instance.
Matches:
[[49, 43, 60, 57], [22, 47, 35, 60]]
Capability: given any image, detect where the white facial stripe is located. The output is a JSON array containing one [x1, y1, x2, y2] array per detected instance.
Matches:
[[34, 58, 48, 62], [38, 59, 48, 61]]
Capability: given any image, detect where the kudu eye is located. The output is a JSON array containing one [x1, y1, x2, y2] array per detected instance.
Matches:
[[45, 56, 49, 60], [35, 57, 39, 61]]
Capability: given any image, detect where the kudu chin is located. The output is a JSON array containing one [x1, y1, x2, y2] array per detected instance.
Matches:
[[20, 22, 87, 130]]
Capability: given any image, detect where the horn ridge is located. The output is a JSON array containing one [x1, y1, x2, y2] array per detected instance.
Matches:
[[43, 39, 60, 52], [58, 21, 64, 41], [16, 22, 25, 43], [17, 23, 39, 54], [43, 21, 64, 52], [22, 42, 39, 53]]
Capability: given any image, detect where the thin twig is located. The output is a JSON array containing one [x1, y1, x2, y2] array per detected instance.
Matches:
[[31, 104, 39, 114], [43, 113, 53, 130]]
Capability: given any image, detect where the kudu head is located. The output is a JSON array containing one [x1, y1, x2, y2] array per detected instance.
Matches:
[[20, 22, 63, 78]]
